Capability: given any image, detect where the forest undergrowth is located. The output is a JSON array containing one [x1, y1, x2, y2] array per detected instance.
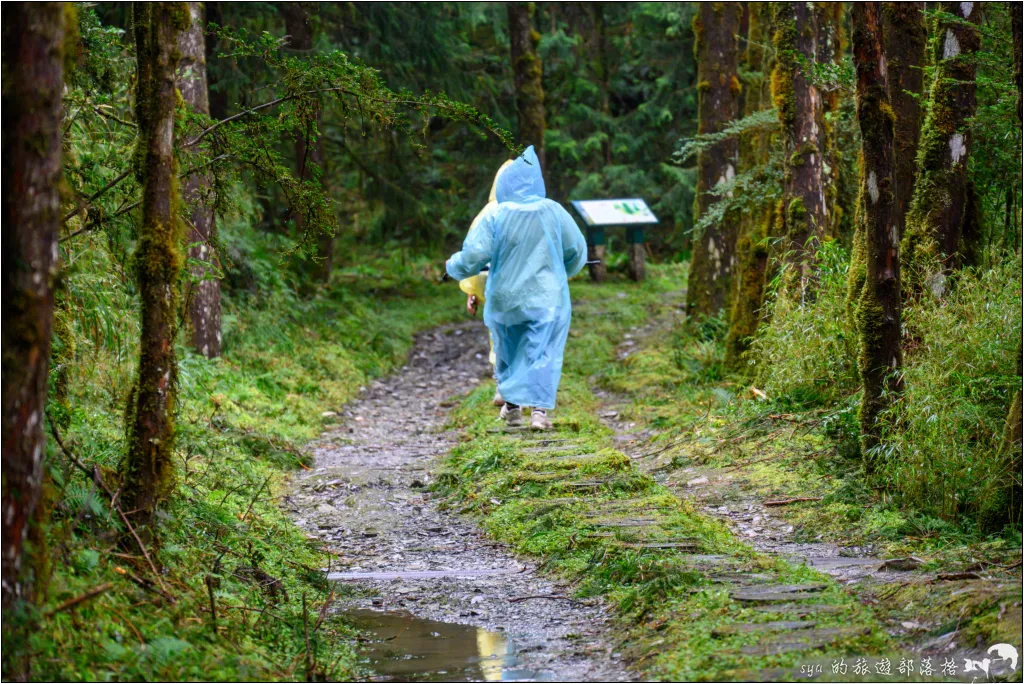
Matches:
[[17, 220, 469, 680]]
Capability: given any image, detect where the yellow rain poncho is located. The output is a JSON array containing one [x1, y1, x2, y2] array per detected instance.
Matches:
[[458, 159, 514, 366], [446, 146, 588, 410]]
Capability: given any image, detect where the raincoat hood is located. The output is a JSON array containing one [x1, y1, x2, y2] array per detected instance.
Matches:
[[495, 145, 546, 204], [488, 159, 515, 203]]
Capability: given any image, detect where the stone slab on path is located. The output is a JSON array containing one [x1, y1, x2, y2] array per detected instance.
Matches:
[[730, 583, 827, 603], [712, 620, 818, 637], [738, 626, 872, 655]]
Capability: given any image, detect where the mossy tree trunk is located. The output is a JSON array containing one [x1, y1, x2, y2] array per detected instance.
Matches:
[[282, 1, 333, 284], [901, 2, 981, 282], [818, 4, 844, 241], [121, 2, 187, 533], [508, 2, 546, 168], [1, 0, 66, 612], [772, 2, 828, 293], [881, 3, 926, 244], [686, 2, 742, 319], [178, 1, 222, 358], [726, 2, 774, 367], [851, 2, 902, 469]]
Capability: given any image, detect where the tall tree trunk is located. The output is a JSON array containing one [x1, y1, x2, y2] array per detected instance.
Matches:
[[281, 2, 332, 283], [818, 4, 844, 241], [1, 0, 66, 612], [726, 2, 774, 367], [686, 3, 743, 318], [178, 2, 222, 358], [508, 2, 546, 168], [204, 1, 228, 120], [852, 2, 902, 469], [881, 3, 926, 243], [901, 2, 981, 283], [121, 2, 185, 532], [772, 2, 828, 294]]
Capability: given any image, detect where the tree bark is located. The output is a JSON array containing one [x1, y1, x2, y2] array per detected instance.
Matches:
[[686, 2, 743, 318], [204, 1, 228, 120], [901, 1, 981, 281], [1, 0, 66, 611], [121, 2, 186, 532], [818, 4, 844, 241], [881, 3, 926, 245], [851, 2, 902, 468], [772, 2, 828, 292], [726, 2, 774, 367], [281, 1, 332, 283], [508, 2, 546, 168], [178, 2, 222, 358]]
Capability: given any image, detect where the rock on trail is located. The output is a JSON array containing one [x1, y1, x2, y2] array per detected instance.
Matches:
[[284, 322, 630, 682]]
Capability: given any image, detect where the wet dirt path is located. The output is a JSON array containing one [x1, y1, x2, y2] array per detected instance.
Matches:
[[284, 322, 630, 682]]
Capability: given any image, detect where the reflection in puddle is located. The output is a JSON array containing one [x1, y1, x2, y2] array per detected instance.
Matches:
[[341, 609, 551, 682]]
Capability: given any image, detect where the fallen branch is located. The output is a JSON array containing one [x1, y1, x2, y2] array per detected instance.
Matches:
[[313, 589, 336, 633], [206, 575, 219, 634], [44, 582, 112, 616], [763, 497, 822, 507], [113, 566, 174, 603]]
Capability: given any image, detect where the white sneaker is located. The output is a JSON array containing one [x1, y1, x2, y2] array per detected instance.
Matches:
[[500, 404, 523, 427], [530, 410, 553, 431], [493, 388, 506, 407]]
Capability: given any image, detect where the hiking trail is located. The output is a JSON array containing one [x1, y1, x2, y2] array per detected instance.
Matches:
[[284, 322, 630, 682]]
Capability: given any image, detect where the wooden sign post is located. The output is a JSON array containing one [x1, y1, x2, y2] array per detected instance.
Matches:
[[571, 199, 658, 283]]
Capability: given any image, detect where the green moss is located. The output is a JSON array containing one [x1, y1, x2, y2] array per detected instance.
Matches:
[[786, 197, 807, 235], [855, 284, 886, 459], [728, 73, 742, 95], [725, 210, 771, 369], [770, 17, 797, 130], [62, 3, 80, 74]]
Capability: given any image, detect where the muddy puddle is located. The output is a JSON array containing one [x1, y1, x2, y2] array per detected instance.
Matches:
[[342, 609, 552, 682]]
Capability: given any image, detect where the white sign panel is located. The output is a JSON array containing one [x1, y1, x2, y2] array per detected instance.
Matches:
[[571, 199, 659, 227]]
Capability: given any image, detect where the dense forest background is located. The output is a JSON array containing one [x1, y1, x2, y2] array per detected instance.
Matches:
[[2, 2, 1021, 680]]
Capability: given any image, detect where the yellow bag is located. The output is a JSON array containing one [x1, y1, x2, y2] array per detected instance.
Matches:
[[458, 272, 487, 302]]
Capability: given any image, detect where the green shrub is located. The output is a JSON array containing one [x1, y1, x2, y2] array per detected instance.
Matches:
[[876, 258, 1022, 525], [750, 241, 859, 408]]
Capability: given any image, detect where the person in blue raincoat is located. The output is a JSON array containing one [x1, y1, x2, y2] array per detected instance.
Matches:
[[446, 146, 588, 430]]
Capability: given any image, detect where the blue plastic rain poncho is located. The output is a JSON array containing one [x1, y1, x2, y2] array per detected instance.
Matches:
[[446, 146, 588, 409], [458, 160, 515, 366]]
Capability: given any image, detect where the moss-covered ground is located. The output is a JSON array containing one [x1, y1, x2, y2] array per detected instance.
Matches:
[[437, 265, 899, 681], [20, 248, 469, 681], [438, 263, 1021, 680]]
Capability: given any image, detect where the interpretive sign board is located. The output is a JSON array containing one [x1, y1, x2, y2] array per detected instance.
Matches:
[[570, 199, 659, 227]]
